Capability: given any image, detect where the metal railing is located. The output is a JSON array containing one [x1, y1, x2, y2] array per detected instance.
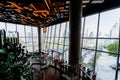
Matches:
[[39, 49, 96, 80], [59, 64, 96, 80]]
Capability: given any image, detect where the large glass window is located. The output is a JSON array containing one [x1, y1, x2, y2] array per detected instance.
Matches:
[[6, 23, 16, 37], [52, 24, 60, 50], [0, 21, 38, 53], [32, 27, 38, 38], [41, 27, 44, 49], [6, 23, 16, 31], [25, 26, 32, 37], [33, 38, 38, 52], [83, 39, 96, 50], [65, 22, 69, 46], [32, 27, 38, 51], [64, 46, 69, 63], [82, 49, 95, 67], [40, 7, 120, 80], [81, 15, 97, 65], [47, 27, 51, 49], [96, 8, 120, 80], [66, 22, 69, 38], [82, 8, 120, 80], [81, 18, 84, 36], [84, 14, 98, 37], [0, 22, 6, 30], [17, 24, 25, 47], [96, 52, 117, 80], [44, 27, 49, 50], [25, 26, 33, 52], [97, 39, 119, 52], [51, 25, 56, 49], [59, 22, 66, 47], [43, 32, 47, 50], [99, 9, 120, 38], [19, 38, 25, 46], [55, 24, 60, 37], [17, 24, 25, 37], [60, 22, 66, 37], [51, 25, 55, 37]]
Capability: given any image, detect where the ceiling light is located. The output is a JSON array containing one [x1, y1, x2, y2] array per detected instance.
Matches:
[[43, 27, 47, 33], [83, 0, 104, 4]]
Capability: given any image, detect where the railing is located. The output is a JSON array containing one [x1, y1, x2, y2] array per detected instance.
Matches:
[[40, 49, 96, 80], [51, 49, 67, 62], [59, 64, 96, 80], [48, 49, 96, 80], [77, 65, 96, 80], [51, 49, 62, 57]]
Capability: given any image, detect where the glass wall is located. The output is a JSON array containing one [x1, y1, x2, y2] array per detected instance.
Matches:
[[82, 8, 120, 80], [0, 22, 6, 30], [41, 22, 69, 63], [17, 24, 26, 47], [32, 27, 38, 52], [0, 22, 38, 52], [41, 8, 120, 80], [96, 8, 120, 80]]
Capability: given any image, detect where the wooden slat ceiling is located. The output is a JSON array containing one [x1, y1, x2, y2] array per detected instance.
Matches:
[[0, 0, 120, 27]]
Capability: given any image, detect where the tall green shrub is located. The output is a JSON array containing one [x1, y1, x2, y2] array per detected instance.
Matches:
[[107, 41, 118, 56]]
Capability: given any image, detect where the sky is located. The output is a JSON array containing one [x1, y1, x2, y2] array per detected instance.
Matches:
[[84, 7, 120, 38]]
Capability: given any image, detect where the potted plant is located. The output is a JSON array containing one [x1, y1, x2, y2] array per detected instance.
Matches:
[[0, 40, 32, 80]]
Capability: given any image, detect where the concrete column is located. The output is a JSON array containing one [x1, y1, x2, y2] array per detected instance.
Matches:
[[38, 27, 41, 54], [69, 0, 82, 65]]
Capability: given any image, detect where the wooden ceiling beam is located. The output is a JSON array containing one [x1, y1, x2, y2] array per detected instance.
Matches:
[[34, 10, 49, 13], [8, 2, 22, 10], [30, 4, 37, 10], [44, 0, 51, 10]]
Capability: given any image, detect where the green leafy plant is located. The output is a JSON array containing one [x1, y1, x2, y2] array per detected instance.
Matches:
[[107, 41, 118, 56], [118, 63, 120, 66], [0, 41, 32, 80], [89, 52, 101, 67]]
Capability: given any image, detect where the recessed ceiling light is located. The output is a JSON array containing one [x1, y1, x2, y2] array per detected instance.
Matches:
[[65, 6, 69, 8], [66, 1, 70, 4]]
